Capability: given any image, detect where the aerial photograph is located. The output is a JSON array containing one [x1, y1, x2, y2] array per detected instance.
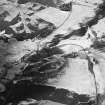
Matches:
[[0, 0, 105, 105]]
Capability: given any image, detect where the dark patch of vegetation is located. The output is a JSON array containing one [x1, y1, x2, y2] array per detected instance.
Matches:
[[1, 80, 95, 105], [59, 2, 72, 11]]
